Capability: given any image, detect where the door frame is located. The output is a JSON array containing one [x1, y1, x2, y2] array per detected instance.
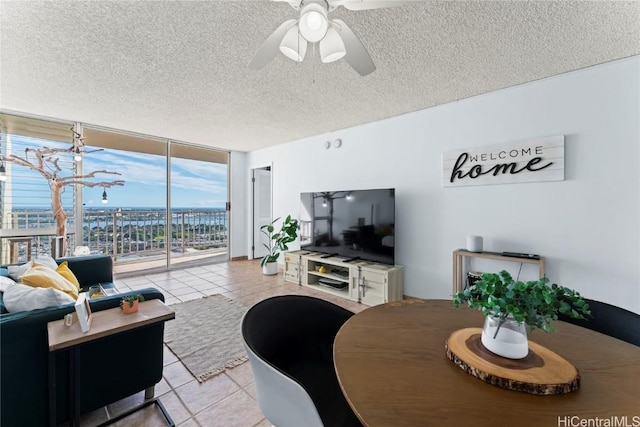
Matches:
[[250, 163, 273, 260]]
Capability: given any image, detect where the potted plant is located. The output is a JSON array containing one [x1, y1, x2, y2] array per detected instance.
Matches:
[[260, 215, 299, 275], [120, 294, 145, 314], [453, 270, 591, 359]]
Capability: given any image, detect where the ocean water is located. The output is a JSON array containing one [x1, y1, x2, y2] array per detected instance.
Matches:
[[8, 207, 228, 230]]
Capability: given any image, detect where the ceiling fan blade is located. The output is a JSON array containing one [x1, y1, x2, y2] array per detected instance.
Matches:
[[331, 19, 375, 76], [248, 19, 297, 70], [271, 0, 301, 11], [329, 0, 418, 11]]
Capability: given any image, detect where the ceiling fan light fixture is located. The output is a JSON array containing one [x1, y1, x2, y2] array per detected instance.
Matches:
[[320, 26, 346, 63], [298, 3, 328, 43], [280, 25, 307, 62]]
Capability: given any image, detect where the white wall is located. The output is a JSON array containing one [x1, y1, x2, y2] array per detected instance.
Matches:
[[245, 57, 640, 313]]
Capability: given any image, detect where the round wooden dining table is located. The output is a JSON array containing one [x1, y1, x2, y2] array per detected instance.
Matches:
[[333, 299, 640, 427]]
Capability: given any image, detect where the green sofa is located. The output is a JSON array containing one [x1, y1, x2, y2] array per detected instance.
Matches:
[[0, 255, 167, 426]]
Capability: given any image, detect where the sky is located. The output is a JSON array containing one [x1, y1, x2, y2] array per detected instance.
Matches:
[[82, 149, 228, 208], [4, 135, 228, 209]]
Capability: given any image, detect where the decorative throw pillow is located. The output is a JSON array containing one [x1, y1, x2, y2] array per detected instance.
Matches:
[[56, 261, 81, 290], [0, 275, 17, 292], [7, 261, 33, 281], [20, 264, 79, 300], [33, 256, 59, 271], [0, 276, 17, 314], [0, 292, 8, 314], [3, 282, 75, 313], [6, 256, 58, 281]]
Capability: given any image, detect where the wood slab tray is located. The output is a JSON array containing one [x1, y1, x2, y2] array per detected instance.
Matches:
[[445, 328, 580, 395]]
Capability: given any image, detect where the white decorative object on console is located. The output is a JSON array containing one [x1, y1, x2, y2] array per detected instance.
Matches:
[[74, 292, 92, 332], [466, 235, 483, 252]]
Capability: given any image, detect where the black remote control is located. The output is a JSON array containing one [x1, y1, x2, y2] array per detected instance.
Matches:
[[502, 252, 540, 260], [320, 253, 335, 259], [343, 257, 360, 263]]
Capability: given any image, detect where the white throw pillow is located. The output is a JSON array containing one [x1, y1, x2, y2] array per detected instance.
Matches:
[[3, 282, 75, 313], [33, 255, 59, 271], [7, 261, 33, 281], [0, 276, 17, 292], [6, 256, 58, 281]]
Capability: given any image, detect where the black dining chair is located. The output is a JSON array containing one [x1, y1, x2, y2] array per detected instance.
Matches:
[[241, 295, 362, 427], [557, 298, 640, 346]]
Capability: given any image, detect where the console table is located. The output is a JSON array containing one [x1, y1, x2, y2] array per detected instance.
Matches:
[[452, 249, 546, 293], [47, 299, 175, 427], [284, 250, 403, 305]]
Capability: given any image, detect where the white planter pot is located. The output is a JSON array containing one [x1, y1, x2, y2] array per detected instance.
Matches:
[[481, 315, 528, 359], [262, 262, 278, 276]]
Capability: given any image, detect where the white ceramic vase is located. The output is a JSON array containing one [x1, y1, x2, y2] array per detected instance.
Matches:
[[481, 315, 528, 359], [262, 262, 278, 276]]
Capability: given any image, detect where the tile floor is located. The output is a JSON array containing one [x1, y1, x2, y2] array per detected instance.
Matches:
[[78, 259, 368, 427]]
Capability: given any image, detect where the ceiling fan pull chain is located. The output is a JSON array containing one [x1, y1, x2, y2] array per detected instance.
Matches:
[[312, 43, 316, 84]]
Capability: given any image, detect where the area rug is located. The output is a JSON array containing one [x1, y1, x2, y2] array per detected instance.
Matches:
[[164, 295, 248, 383]]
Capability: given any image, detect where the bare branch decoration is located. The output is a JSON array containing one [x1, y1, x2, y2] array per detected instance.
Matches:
[[4, 132, 124, 255]]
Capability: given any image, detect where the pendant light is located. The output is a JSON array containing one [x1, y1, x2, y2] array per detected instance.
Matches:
[[320, 26, 346, 63], [280, 25, 307, 62], [0, 160, 6, 182]]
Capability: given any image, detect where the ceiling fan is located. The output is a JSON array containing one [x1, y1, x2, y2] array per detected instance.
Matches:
[[249, 0, 415, 76]]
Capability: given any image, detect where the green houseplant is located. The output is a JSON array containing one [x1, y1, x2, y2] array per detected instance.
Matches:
[[260, 215, 299, 275], [120, 294, 145, 314], [453, 270, 591, 358]]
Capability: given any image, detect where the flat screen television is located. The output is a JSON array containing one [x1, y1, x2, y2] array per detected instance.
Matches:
[[299, 188, 395, 265]]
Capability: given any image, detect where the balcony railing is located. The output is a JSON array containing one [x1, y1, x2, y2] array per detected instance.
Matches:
[[0, 208, 227, 264]]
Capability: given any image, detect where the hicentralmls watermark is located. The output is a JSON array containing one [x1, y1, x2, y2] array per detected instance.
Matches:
[[557, 416, 640, 427]]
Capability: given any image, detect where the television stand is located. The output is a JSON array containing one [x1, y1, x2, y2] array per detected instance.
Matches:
[[284, 251, 403, 306], [320, 253, 336, 258]]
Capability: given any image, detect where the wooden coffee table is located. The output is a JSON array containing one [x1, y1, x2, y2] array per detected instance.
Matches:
[[47, 299, 175, 427], [334, 299, 640, 427]]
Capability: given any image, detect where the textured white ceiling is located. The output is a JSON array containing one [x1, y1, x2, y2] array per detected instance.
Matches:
[[1, 0, 638, 152]]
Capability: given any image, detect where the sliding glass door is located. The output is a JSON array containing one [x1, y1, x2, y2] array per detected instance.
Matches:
[[82, 127, 168, 271], [83, 128, 230, 271], [0, 114, 230, 271], [168, 142, 229, 269]]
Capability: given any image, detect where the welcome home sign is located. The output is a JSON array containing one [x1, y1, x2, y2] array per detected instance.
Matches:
[[442, 135, 565, 187]]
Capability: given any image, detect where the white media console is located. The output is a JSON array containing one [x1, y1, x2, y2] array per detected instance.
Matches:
[[284, 250, 404, 306]]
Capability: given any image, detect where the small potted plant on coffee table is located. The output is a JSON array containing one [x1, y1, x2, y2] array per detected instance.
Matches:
[[120, 294, 145, 314], [453, 270, 591, 359]]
